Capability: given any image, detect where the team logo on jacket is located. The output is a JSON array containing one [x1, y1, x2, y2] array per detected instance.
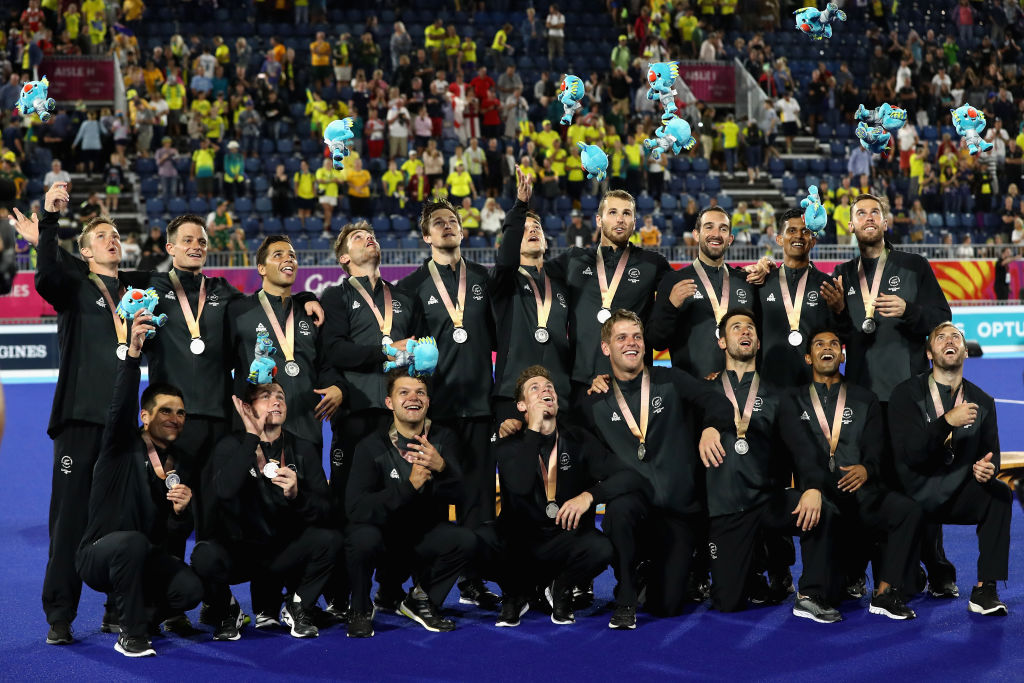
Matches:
[[800, 411, 810, 421], [352, 300, 361, 309], [582, 266, 593, 276], [611, 412, 622, 422], [299, 321, 311, 336], [257, 323, 267, 333], [208, 293, 220, 306], [842, 407, 854, 425], [331, 449, 344, 467], [806, 291, 819, 306], [60, 456, 72, 475], [652, 396, 664, 414], [766, 293, 776, 302], [559, 452, 571, 470], [390, 468, 399, 479], [392, 300, 403, 313], [693, 291, 704, 300], [557, 293, 567, 308], [164, 290, 176, 300], [709, 542, 718, 560], [472, 284, 484, 301], [96, 297, 106, 308], [736, 288, 748, 304], [888, 275, 901, 291], [249, 468, 258, 478], [847, 286, 856, 296], [427, 295, 439, 305], [627, 267, 641, 283], [753, 396, 764, 411]]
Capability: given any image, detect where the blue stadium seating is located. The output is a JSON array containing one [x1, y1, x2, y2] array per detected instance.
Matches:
[[254, 197, 273, 215], [167, 197, 188, 215]]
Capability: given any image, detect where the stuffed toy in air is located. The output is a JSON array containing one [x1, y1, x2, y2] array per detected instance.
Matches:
[[16, 76, 56, 122], [800, 185, 828, 238], [577, 142, 609, 181], [248, 330, 278, 384], [645, 62, 679, 116], [855, 122, 894, 159], [643, 114, 696, 160], [794, 3, 846, 40], [323, 117, 356, 170], [558, 74, 585, 125], [116, 287, 168, 339], [383, 337, 439, 377], [855, 102, 907, 133], [950, 104, 994, 156]]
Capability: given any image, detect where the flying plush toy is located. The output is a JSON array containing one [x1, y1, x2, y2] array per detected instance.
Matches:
[[383, 337, 439, 377], [643, 114, 697, 160], [116, 287, 168, 339], [794, 3, 846, 40], [950, 103, 994, 156], [323, 117, 355, 170], [577, 142, 608, 182], [855, 122, 894, 159], [248, 330, 278, 384], [558, 74, 585, 126], [800, 185, 828, 238], [645, 62, 679, 116], [16, 76, 56, 122], [855, 102, 907, 133]]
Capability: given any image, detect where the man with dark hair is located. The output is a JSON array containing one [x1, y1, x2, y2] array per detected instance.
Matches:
[[705, 309, 836, 621], [820, 192, 954, 597], [648, 206, 763, 380], [779, 328, 922, 620], [579, 309, 733, 629], [398, 198, 499, 608], [192, 380, 341, 640], [319, 221, 423, 616], [889, 322, 1012, 616], [75, 312, 204, 657], [344, 370, 476, 638]]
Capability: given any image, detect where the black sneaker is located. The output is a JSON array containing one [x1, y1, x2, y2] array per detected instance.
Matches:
[[528, 585, 553, 615], [399, 594, 456, 632], [212, 599, 245, 641], [280, 598, 319, 638], [101, 604, 120, 633], [968, 582, 1008, 616], [685, 572, 710, 603], [458, 578, 502, 611], [845, 575, 867, 600], [927, 580, 960, 599], [346, 609, 375, 638], [114, 633, 156, 658], [869, 586, 917, 620], [373, 589, 405, 615], [792, 594, 843, 624], [608, 603, 637, 630], [748, 573, 772, 605], [161, 613, 197, 635], [495, 595, 529, 627], [545, 582, 575, 625], [46, 621, 73, 645], [573, 581, 595, 610], [253, 613, 282, 630], [324, 601, 350, 624]]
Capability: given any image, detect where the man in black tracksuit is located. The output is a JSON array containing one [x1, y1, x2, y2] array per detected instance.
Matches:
[[889, 322, 1012, 616], [75, 313, 203, 657], [578, 310, 734, 629], [821, 193, 953, 596], [398, 199, 498, 606], [490, 167, 572, 427], [779, 329, 922, 620], [648, 206, 762, 381], [344, 371, 477, 638], [191, 381, 341, 640], [704, 309, 836, 621], [483, 365, 648, 627], [319, 221, 423, 613], [227, 235, 345, 449]]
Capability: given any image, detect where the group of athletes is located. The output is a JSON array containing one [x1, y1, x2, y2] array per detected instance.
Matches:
[[19, 165, 1011, 657]]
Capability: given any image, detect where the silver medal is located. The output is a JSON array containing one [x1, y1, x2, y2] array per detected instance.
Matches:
[[828, 455, 835, 473], [452, 327, 469, 344], [263, 461, 279, 478], [165, 472, 180, 489], [545, 501, 559, 519], [861, 318, 877, 334], [637, 443, 646, 460], [190, 338, 205, 355], [116, 344, 129, 360], [534, 327, 550, 343], [596, 308, 611, 324], [788, 330, 803, 347], [382, 335, 394, 347], [734, 438, 749, 455], [285, 361, 300, 376]]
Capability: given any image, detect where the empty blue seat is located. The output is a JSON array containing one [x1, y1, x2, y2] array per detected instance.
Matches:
[[543, 215, 563, 233], [254, 197, 273, 214], [233, 197, 253, 214], [944, 212, 959, 228], [306, 217, 324, 235], [399, 237, 423, 250], [468, 235, 488, 248], [781, 176, 798, 196], [134, 157, 157, 176], [660, 194, 677, 212], [140, 178, 160, 199], [685, 176, 703, 194], [703, 176, 721, 193], [243, 216, 261, 236], [927, 213, 943, 229], [636, 196, 655, 214], [283, 217, 303, 234], [262, 217, 282, 233], [580, 196, 598, 213], [146, 197, 165, 216], [769, 158, 785, 178], [691, 157, 710, 174], [390, 216, 412, 233], [372, 216, 391, 232], [188, 198, 209, 214], [167, 197, 188, 214]]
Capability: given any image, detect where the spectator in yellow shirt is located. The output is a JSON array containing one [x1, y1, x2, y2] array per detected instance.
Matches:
[[346, 157, 373, 218], [293, 159, 317, 226], [490, 23, 512, 71], [716, 113, 741, 175], [381, 159, 407, 214], [639, 215, 662, 247], [732, 201, 753, 243], [315, 158, 341, 228], [310, 31, 332, 84], [833, 193, 852, 244], [458, 197, 481, 235], [533, 119, 560, 151], [443, 25, 461, 72], [547, 137, 568, 177], [446, 160, 476, 202], [400, 150, 424, 180], [425, 19, 446, 55], [460, 34, 477, 72]]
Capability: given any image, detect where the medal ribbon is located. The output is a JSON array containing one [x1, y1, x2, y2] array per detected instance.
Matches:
[[779, 266, 808, 333], [348, 276, 394, 338], [518, 266, 553, 329], [389, 420, 432, 463], [596, 245, 631, 310], [536, 433, 559, 503], [808, 383, 848, 462], [141, 432, 174, 480], [611, 367, 650, 448], [692, 259, 730, 325], [721, 372, 760, 440], [254, 444, 287, 471], [169, 270, 206, 342], [928, 375, 964, 447], [89, 273, 128, 345], [427, 259, 467, 328], [258, 290, 296, 363], [857, 249, 889, 320]]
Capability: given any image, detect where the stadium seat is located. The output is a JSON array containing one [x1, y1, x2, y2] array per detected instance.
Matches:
[[140, 178, 160, 199], [944, 212, 959, 228], [636, 196, 655, 214], [245, 158, 263, 175], [927, 213, 943, 229], [262, 217, 282, 233], [146, 198, 165, 217], [188, 198, 210, 214], [372, 216, 391, 232], [378, 235, 398, 250], [660, 194, 677, 212], [809, 159, 826, 174], [543, 215, 563, 233], [399, 237, 423, 250], [167, 197, 188, 215], [922, 125, 938, 141], [580, 196, 598, 213], [691, 157, 710, 174], [468, 236, 488, 248], [390, 216, 412, 233], [703, 176, 721, 194], [233, 197, 253, 214], [769, 158, 785, 178], [254, 197, 273, 215], [306, 217, 324, 235], [134, 157, 157, 176], [781, 176, 798, 196], [835, 123, 852, 139], [243, 216, 261, 236], [685, 176, 703, 194], [283, 217, 303, 234], [791, 158, 808, 174]]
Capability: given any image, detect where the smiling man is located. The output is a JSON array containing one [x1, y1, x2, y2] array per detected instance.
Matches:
[[889, 322, 1011, 616]]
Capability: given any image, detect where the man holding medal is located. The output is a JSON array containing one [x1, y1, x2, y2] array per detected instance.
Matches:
[[75, 312, 204, 657], [399, 199, 499, 608], [889, 322, 1012, 616], [344, 370, 476, 637], [779, 329, 922, 620], [704, 309, 836, 620], [490, 167, 572, 430], [579, 310, 733, 629], [192, 380, 341, 641], [483, 365, 647, 628]]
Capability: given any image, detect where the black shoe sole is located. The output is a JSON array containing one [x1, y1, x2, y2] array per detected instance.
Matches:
[[115, 641, 155, 657], [399, 601, 455, 632], [968, 600, 1008, 615], [45, 635, 73, 645]]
